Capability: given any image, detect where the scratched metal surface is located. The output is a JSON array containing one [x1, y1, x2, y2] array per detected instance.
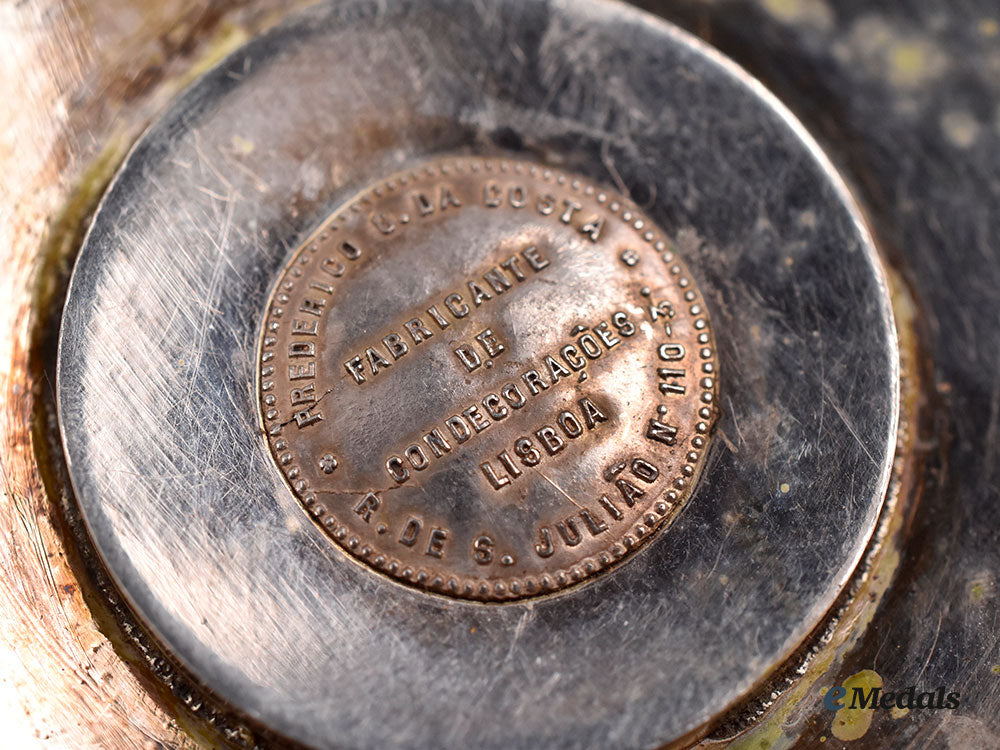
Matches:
[[633, 0, 1000, 747], [55, 1, 897, 748], [5, 0, 997, 748], [0, 1, 305, 747]]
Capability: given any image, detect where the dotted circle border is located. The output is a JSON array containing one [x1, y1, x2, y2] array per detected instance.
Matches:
[[258, 156, 718, 601]]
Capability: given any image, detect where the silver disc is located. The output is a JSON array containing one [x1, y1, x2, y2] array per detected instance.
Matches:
[[57, 0, 898, 747]]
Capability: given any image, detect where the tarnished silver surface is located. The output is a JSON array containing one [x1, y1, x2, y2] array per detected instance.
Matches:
[[259, 155, 717, 601], [55, 0, 897, 747]]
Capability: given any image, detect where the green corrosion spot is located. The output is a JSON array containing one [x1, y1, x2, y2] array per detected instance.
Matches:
[[832, 669, 883, 741], [729, 719, 790, 750], [32, 137, 130, 323]]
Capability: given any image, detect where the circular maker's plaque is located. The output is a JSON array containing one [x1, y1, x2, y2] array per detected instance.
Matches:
[[259, 157, 717, 600]]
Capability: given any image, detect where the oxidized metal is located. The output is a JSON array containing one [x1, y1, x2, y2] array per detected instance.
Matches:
[[260, 157, 716, 600], [6, 0, 999, 748], [44, 0, 907, 747]]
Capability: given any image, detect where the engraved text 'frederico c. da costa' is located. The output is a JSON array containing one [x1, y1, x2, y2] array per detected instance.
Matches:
[[258, 157, 717, 601]]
